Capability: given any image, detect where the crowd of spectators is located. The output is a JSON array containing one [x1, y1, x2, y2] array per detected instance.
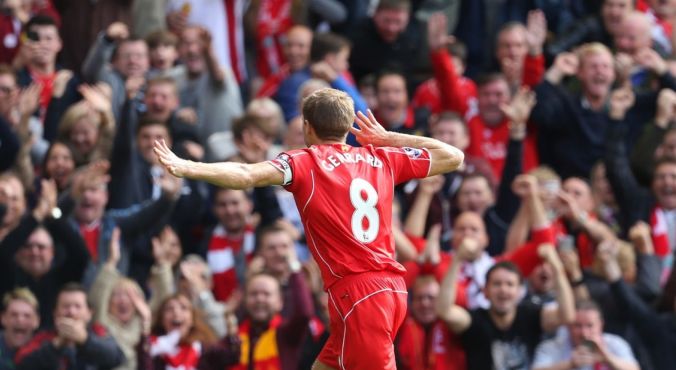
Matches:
[[1, 0, 676, 369]]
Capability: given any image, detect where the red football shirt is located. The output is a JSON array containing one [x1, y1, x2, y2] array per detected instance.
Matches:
[[270, 144, 432, 289], [465, 116, 539, 181]]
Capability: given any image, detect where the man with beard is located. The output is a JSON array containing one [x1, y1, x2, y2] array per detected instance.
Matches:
[[0, 289, 40, 370], [438, 242, 574, 370]]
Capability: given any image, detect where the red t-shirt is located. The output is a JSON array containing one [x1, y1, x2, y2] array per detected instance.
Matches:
[[466, 116, 539, 181], [397, 318, 466, 370], [270, 144, 432, 289]]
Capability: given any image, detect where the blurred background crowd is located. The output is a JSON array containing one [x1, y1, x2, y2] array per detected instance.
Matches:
[[0, 0, 676, 369]]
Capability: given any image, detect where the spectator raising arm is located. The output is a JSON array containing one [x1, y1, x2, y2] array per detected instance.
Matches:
[[436, 237, 478, 334], [537, 244, 576, 332]]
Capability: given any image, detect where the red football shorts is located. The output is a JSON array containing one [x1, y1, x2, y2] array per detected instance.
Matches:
[[317, 270, 408, 370]]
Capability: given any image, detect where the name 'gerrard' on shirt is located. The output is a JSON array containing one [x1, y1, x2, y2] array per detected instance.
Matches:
[[320, 152, 384, 171]]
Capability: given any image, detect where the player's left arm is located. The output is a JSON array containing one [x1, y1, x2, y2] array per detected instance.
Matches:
[[153, 139, 284, 189], [351, 111, 464, 177]]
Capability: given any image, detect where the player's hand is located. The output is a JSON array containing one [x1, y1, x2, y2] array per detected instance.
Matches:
[[351, 110, 390, 147], [154, 139, 189, 178]]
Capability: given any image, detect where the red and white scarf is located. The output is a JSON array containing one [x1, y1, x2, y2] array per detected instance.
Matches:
[[150, 332, 202, 370], [650, 207, 674, 284], [207, 224, 255, 302], [650, 207, 671, 257]]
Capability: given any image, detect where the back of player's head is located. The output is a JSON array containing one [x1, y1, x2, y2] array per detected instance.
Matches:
[[301, 88, 354, 141], [310, 32, 351, 63]]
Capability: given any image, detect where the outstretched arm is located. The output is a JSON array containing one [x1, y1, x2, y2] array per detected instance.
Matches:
[[352, 110, 464, 176], [154, 139, 284, 189]]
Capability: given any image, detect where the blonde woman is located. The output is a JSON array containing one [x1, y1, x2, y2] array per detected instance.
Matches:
[[57, 83, 115, 166], [89, 228, 152, 370]]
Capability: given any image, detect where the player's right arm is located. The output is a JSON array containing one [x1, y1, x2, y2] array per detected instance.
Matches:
[[153, 139, 284, 189], [351, 111, 464, 176], [437, 238, 476, 334]]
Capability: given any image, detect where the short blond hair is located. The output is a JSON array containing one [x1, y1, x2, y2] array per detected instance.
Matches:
[[528, 165, 561, 183], [2, 287, 39, 313], [301, 88, 354, 141], [576, 42, 613, 66]]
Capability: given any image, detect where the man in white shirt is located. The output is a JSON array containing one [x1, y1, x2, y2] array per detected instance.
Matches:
[[532, 300, 639, 370]]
